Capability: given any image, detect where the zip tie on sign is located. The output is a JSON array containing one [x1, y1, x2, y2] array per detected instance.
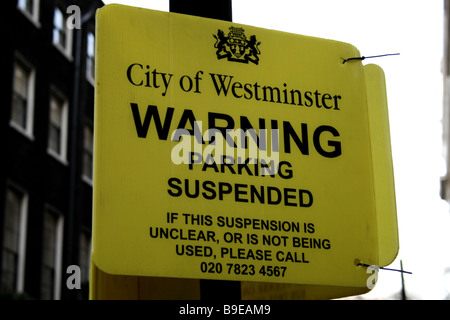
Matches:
[[342, 53, 400, 64], [357, 262, 412, 274]]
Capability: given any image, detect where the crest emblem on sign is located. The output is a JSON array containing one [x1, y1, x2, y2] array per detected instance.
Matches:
[[213, 27, 261, 65]]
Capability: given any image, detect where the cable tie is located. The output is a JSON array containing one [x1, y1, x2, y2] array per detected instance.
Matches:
[[357, 262, 412, 274], [343, 53, 400, 64]]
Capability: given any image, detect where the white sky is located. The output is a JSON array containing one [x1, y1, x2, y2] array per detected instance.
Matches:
[[102, 0, 450, 300]]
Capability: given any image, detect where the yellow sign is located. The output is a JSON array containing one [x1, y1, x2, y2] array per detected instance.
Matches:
[[92, 4, 397, 292]]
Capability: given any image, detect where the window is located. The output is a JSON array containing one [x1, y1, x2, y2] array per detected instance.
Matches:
[[79, 232, 91, 285], [18, 0, 40, 26], [48, 90, 68, 163], [11, 58, 35, 139], [40, 209, 63, 300], [53, 6, 72, 58], [18, 0, 33, 14], [1, 186, 28, 294], [82, 124, 93, 183], [86, 32, 95, 84]]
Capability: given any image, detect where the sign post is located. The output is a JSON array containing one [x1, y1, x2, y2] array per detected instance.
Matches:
[[90, 3, 398, 300], [169, 0, 241, 300]]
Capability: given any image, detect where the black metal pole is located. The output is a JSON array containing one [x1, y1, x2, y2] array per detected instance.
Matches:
[[400, 260, 407, 300], [169, 0, 240, 301], [66, 3, 99, 300], [169, 0, 232, 21]]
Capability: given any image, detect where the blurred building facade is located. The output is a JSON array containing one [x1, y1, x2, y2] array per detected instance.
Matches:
[[0, 0, 103, 299]]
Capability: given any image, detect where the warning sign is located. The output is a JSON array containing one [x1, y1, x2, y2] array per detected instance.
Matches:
[[92, 4, 397, 289]]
